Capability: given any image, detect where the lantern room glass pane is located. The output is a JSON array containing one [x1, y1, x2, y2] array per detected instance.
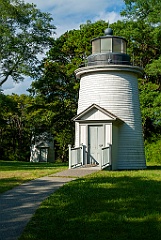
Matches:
[[101, 38, 112, 53], [92, 39, 100, 54], [113, 38, 121, 53], [121, 39, 126, 53]]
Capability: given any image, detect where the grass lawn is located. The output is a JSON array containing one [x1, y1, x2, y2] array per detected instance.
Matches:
[[0, 161, 68, 194], [19, 165, 161, 240]]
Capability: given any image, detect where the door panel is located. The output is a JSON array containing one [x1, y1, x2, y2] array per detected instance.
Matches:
[[88, 125, 103, 165], [40, 148, 48, 162]]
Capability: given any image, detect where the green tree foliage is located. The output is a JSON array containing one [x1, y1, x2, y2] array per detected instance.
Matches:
[[145, 56, 161, 88], [139, 81, 161, 139], [122, 0, 161, 24], [0, 0, 55, 87], [0, 92, 55, 161], [0, 93, 33, 160]]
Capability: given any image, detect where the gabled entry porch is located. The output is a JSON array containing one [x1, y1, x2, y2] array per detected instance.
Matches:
[[69, 104, 123, 170]]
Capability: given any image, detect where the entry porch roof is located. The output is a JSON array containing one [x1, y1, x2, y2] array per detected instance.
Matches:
[[72, 104, 123, 123]]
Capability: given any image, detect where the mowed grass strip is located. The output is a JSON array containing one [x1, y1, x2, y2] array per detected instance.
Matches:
[[0, 161, 68, 193], [20, 166, 161, 240]]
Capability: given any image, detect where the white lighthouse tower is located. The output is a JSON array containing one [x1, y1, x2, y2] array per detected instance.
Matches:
[[70, 28, 146, 170]]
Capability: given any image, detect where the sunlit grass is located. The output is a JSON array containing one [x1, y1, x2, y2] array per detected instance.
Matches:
[[0, 161, 68, 193], [20, 166, 161, 240]]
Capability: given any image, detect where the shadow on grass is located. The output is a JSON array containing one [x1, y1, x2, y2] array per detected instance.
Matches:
[[21, 173, 161, 240], [147, 165, 161, 170], [0, 161, 68, 171]]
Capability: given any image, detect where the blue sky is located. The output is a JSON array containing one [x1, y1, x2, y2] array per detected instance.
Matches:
[[2, 0, 125, 95]]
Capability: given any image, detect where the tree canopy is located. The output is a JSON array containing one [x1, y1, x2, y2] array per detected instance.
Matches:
[[122, 0, 161, 24], [0, 0, 55, 87]]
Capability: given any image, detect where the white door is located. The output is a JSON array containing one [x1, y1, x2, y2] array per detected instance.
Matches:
[[40, 148, 48, 162], [88, 125, 104, 165]]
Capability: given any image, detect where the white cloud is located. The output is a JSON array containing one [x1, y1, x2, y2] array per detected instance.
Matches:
[[25, 0, 123, 14], [94, 11, 123, 24], [25, 0, 125, 37]]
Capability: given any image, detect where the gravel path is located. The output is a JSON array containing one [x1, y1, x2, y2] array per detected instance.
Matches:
[[0, 168, 99, 240]]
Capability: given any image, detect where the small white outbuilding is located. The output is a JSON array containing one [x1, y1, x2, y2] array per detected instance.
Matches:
[[30, 132, 55, 163], [69, 28, 146, 170]]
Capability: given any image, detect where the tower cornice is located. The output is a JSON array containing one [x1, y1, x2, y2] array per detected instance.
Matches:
[[75, 65, 144, 79]]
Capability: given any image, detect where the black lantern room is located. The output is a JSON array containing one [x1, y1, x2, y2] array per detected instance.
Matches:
[[87, 28, 131, 66]]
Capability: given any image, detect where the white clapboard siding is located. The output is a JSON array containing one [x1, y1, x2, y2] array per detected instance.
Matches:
[[75, 65, 146, 170]]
